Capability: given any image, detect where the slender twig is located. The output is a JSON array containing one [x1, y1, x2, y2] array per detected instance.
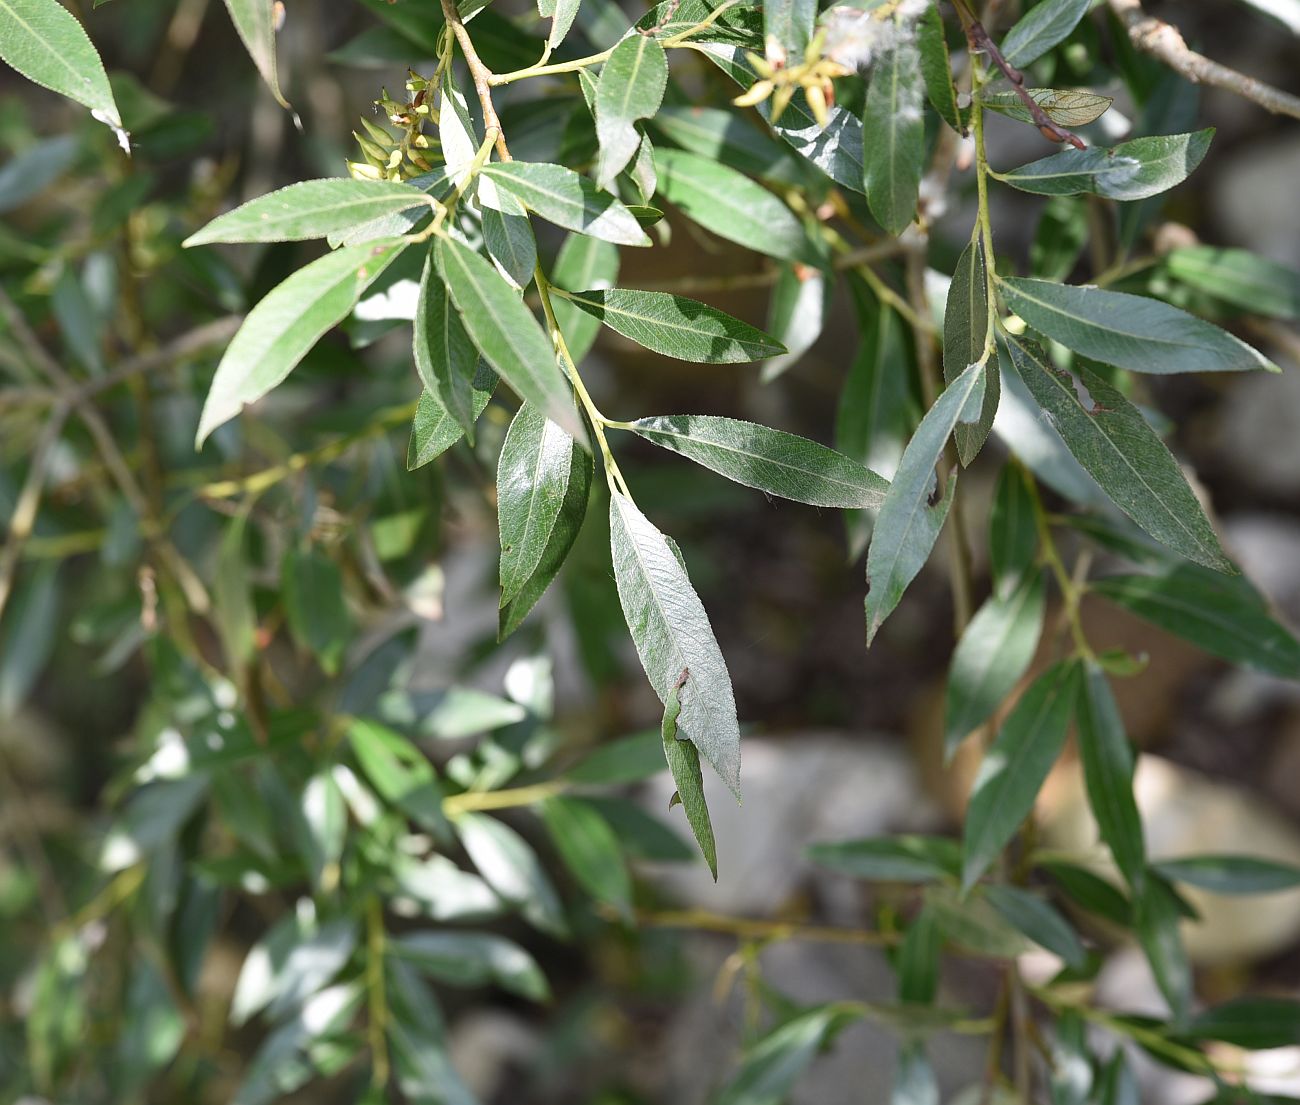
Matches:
[[1107, 0, 1300, 121], [0, 406, 68, 622], [624, 906, 899, 947]]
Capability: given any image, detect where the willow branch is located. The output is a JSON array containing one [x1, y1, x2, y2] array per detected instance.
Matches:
[[439, 0, 510, 160], [965, 19, 1085, 147], [1107, 0, 1300, 120]]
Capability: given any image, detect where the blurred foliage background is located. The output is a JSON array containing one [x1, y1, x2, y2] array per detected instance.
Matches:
[[3, 0, 1300, 1102]]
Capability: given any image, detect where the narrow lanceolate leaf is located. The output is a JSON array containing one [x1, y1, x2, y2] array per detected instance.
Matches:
[[999, 0, 1092, 68], [185, 180, 431, 246], [633, 415, 888, 509], [917, 2, 963, 132], [594, 34, 668, 190], [479, 162, 649, 247], [654, 148, 814, 263], [943, 570, 1046, 761], [393, 930, 549, 1000], [1004, 335, 1233, 572], [0, 0, 124, 139], [222, 0, 290, 109], [944, 239, 997, 465], [435, 237, 585, 443], [497, 405, 574, 606], [862, 38, 924, 237], [999, 276, 1274, 375], [609, 492, 741, 796], [1135, 873, 1192, 1025], [480, 188, 537, 290], [197, 240, 406, 444], [499, 439, 591, 639], [983, 88, 1113, 129], [406, 371, 496, 470], [551, 234, 620, 364], [962, 661, 1081, 891], [557, 288, 785, 363], [540, 796, 632, 917], [762, 262, 829, 382], [808, 835, 961, 884], [662, 673, 718, 879], [764, 0, 815, 57], [996, 131, 1212, 202], [1075, 662, 1146, 892], [982, 884, 1087, 969], [547, 0, 581, 49], [1188, 998, 1300, 1051], [1166, 245, 1300, 321], [1154, 855, 1300, 895], [865, 363, 985, 645], [415, 252, 481, 442], [455, 812, 568, 937], [716, 1006, 862, 1105], [282, 548, 351, 674], [989, 464, 1038, 595], [1091, 569, 1300, 678]]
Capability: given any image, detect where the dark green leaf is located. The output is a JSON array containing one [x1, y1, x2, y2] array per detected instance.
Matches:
[[662, 672, 718, 879], [652, 105, 802, 184], [1004, 334, 1233, 572], [1153, 855, 1300, 895], [1042, 860, 1132, 926], [808, 835, 961, 883], [1187, 998, 1300, 1050], [415, 250, 482, 441], [989, 463, 1038, 594], [999, 276, 1274, 375], [865, 362, 984, 644], [436, 236, 585, 442], [1166, 245, 1300, 321], [1075, 662, 1146, 891], [394, 930, 550, 1000], [551, 233, 620, 363], [996, 130, 1212, 202], [982, 884, 1087, 968], [480, 187, 537, 289], [595, 33, 668, 189], [917, 2, 962, 132], [497, 404, 575, 606], [565, 731, 665, 784], [1135, 872, 1192, 1024], [347, 719, 450, 838], [282, 548, 351, 674], [897, 904, 942, 1004], [610, 492, 741, 795], [632, 414, 888, 508], [716, 1004, 862, 1105], [1000, 0, 1092, 68], [556, 287, 786, 363], [962, 660, 1081, 890], [943, 239, 997, 465], [943, 570, 1046, 761], [406, 371, 496, 470], [862, 39, 924, 236], [0, 562, 58, 719], [479, 161, 650, 246], [541, 795, 633, 916]]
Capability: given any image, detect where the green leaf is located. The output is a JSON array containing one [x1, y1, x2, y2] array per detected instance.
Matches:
[[762, 262, 829, 381], [1042, 860, 1132, 926], [0, 133, 77, 214], [584, 795, 694, 862], [0, 0, 125, 140], [999, 275, 1274, 375], [943, 239, 997, 465], [662, 673, 718, 879], [566, 731, 665, 785], [862, 38, 924, 237], [807, 835, 961, 884], [962, 660, 1081, 891], [716, 1005, 862, 1105], [184, 179, 431, 246], [222, 0, 291, 109], [1134, 872, 1192, 1024], [0, 562, 58, 719], [989, 464, 1038, 594], [435, 236, 585, 443], [917, 2, 962, 132], [1003, 334, 1233, 572], [540, 795, 632, 916], [393, 930, 550, 1001], [609, 491, 741, 795], [1075, 663, 1146, 892], [1153, 855, 1300, 895], [297, 772, 345, 891], [281, 548, 351, 674], [651, 105, 802, 184], [455, 812, 569, 937], [897, 905, 942, 1003], [1091, 568, 1300, 678], [415, 250, 482, 441], [892, 1042, 939, 1105], [632, 415, 888, 508], [499, 437, 592, 639], [864, 362, 984, 645], [544, 0, 581, 49], [983, 88, 1113, 128], [764, 0, 815, 57], [556, 288, 786, 363], [1166, 245, 1300, 321], [943, 570, 1046, 761], [654, 147, 814, 263], [1187, 998, 1300, 1050], [231, 915, 357, 1025], [497, 404, 576, 606], [982, 884, 1086, 968], [347, 719, 450, 838], [480, 187, 537, 290], [406, 371, 496, 470], [995, 130, 1213, 202], [478, 161, 650, 246], [999, 0, 1092, 68], [551, 233, 620, 364], [594, 33, 668, 190], [197, 240, 406, 444]]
